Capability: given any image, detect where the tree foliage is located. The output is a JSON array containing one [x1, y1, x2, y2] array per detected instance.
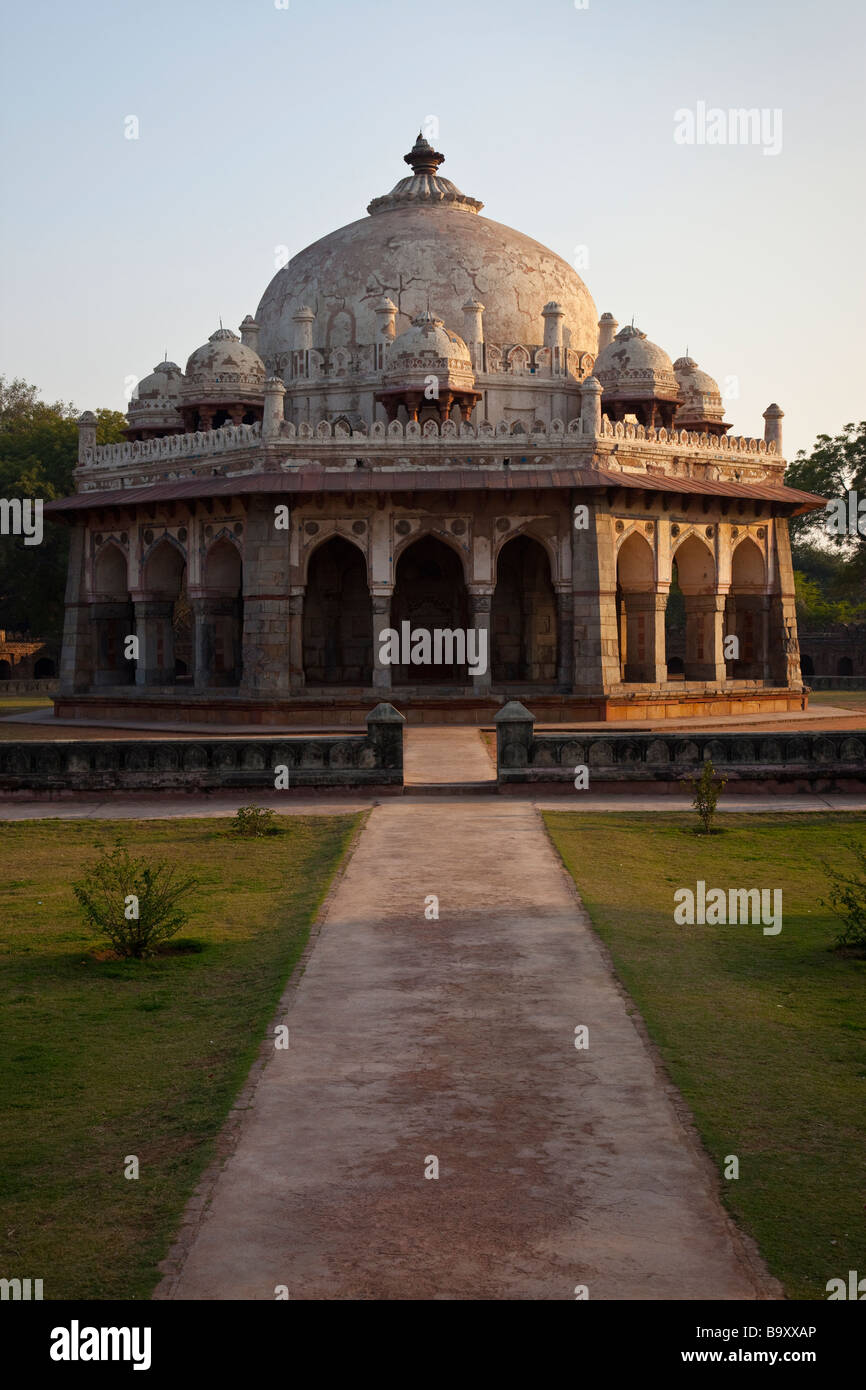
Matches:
[[0, 376, 126, 641], [785, 422, 866, 626]]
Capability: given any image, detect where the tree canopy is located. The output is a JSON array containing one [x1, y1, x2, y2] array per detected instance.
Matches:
[[0, 376, 126, 642], [784, 421, 866, 627]]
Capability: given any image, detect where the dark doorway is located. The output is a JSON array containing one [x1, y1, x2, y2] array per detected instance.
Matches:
[[392, 535, 469, 684], [492, 535, 557, 682], [303, 536, 372, 685]]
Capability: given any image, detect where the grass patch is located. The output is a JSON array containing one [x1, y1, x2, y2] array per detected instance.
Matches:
[[0, 811, 360, 1299], [809, 689, 866, 712], [544, 811, 866, 1300], [0, 697, 52, 711]]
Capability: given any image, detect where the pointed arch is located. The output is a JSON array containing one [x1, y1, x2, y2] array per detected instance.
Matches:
[[492, 534, 557, 683], [303, 535, 372, 685], [392, 534, 470, 684]]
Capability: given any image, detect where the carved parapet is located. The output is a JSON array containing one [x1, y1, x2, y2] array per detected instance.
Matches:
[[89, 422, 262, 469]]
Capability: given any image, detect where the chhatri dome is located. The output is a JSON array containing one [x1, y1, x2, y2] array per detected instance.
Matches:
[[255, 134, 599, 360]]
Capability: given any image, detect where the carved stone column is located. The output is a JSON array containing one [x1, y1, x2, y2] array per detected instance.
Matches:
[[91, 601, 135, 687], [59, 526, 93, 695], [572, 506, 620, 693], [684, 594, 726, 683], [555, 584, 574, 691], [240, 496, 290, 697], [133, 598, 175, 686], [288, 587, 305, 692], [192, 596, 241, 689], [371, 590, 393, 692], [622, 592, 667, 683], [467, 586, 494, 693]]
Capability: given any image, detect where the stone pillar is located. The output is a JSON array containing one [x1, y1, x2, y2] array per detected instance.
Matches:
[[597, 313, 618, 354], [77, 411, 97, 465], [288, 587, 305, 692], [462, 300, 485, 371], [555, 584, 574, 691], [240, 496, 290, 697], [623, 592, 667, 683], [133, 598, 175, 685], [191, 596, 241, 689], [371, 590, 393, 692], [572, 506, 620, 694], [59, 525, 94, 694], [763, 403, 784, 457], [91, 601, 135, 687], [580, 377, 603, 436], [467, 586, 494, 693], [239, 315, 260, 352], [365, 701, 405, 771], [684, 594, 726, 683], [769, 518, 802, 687], [494, 700, 536, 775], [263, 377, 286, 440], [292, 306, 315, 379]]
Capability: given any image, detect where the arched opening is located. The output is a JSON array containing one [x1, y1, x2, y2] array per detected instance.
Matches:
[[303, 536, 372, 685], [142, 538, 188, 685], [392, 535, 469, 685], [838, 656, 854, 677], [667, 534, 718, 681], [0, 659, 11, 681], [800, 653, 814, 678], [726, 538, 767, 679], [34, 657, 55, 678], [615, 531, 657, 682], [92, 543, 135, 687], [199, 539, 243, 687], [492, 535, 557, 683]]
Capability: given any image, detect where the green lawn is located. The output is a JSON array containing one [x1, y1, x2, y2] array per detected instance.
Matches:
[[0, 812, 360, 1299], [809, 689, 866, 712], [544, 811, 866, 1301], [0, 696, 52, 715]]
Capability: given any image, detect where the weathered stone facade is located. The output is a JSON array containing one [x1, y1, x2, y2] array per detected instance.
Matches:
[[47, 136, 824, 724]]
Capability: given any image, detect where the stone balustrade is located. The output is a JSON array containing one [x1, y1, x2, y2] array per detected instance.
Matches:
[[494, 701, 866, 787], [0, 703, 405, 793], [81, 421, 262, 471], [80, 413, 774, 476]]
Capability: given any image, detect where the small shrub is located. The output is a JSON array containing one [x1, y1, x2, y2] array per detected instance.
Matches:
[[690, 758, 727, 834], [73, 846, 199, 959], [229, 805, 278, 838], [821, 842, 866, 951]]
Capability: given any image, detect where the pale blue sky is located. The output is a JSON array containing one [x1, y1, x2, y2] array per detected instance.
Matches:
[[1, 0, 863, 459]]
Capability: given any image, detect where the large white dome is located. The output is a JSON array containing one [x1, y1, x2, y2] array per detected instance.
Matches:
[[256, 135, 598, 366]]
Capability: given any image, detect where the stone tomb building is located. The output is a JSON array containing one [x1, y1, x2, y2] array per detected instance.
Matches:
[[49, 135, 823, 725]]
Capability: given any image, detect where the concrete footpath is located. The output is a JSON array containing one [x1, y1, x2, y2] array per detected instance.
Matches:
[[156, 801, 778, 1301]]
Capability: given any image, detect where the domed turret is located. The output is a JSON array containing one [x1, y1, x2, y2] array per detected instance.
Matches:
[[180, 326, 266, 431], [125, 360, 185, 440], [593, 323, 680, 429], [374, 310, 481, 423], [673, 355, 729, 436]]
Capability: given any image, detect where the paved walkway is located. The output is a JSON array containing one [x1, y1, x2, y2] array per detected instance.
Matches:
[[404, 727, 495, 785], [156, 801, 777, 1301]]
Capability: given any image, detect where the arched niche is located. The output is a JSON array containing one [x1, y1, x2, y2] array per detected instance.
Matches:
[[492, 534, 557, 684]]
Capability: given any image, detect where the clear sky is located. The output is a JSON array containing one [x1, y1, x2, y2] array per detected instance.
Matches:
[[1, 0, 863, 460]]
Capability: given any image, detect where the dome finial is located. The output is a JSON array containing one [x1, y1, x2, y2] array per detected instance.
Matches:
[[404, 131, 445, 177]]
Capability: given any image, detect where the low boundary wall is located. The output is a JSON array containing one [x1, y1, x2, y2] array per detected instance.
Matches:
[[0, 704, 405, 794], [494, 701, 866, 789]]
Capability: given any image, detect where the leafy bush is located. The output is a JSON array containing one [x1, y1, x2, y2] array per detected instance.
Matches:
[[229, 805, 278, 837], [73, 846, 199, 959], [821, 842, 866, 951], [690, 759, 727, 834]]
